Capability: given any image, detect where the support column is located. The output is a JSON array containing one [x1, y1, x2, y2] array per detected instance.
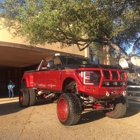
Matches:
[[84, 47, 89, 58]]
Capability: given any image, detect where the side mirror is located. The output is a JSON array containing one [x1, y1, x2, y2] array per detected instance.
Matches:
[[47, 60, 54, 68]]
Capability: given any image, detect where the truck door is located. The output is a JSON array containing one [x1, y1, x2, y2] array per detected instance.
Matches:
[[45, 56, 62, 91], [46, 70, 61, 90], [33, 59, 48, 89]]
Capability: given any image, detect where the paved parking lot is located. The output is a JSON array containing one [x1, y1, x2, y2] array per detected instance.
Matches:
[[0, 97, 140, 140]]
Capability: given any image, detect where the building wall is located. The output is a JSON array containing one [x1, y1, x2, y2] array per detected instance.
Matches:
[[0, 21, 85, 56], [0, 18, 89, 97]]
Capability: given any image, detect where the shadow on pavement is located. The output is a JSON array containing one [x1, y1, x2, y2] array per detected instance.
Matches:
[[0, 98, 53, 116], [125, 103, 140, 117], [79, 111, 105, 125], [1, 98, 139, 123], [0, 101, 22, 116], [35, 98, 54, 106], [78, 103, 140, 125]]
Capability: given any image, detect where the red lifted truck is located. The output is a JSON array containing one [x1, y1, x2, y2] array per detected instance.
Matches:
[[19, 54, 127, 126]]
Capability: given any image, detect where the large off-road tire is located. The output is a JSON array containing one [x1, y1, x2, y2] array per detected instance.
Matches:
[[105, 96, 127, 118], [57, 93, 82, 126], [28, 88, 36, 106], [19, 88, 30, 107]]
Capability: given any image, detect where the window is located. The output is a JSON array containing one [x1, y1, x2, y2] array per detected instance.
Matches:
[[53, 57, 62, 66], [60, 56, 90, 65], [40, 60, 48, 70]]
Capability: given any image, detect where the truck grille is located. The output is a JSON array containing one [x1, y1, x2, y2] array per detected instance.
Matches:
[[102, 70, 126, 87], [78, 69, 127, 87]]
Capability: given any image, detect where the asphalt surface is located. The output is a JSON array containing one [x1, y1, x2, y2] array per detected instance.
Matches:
[[0, 97, 140, 140]]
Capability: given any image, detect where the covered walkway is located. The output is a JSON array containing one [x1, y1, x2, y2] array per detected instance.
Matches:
[[0, 21, 88, 97]]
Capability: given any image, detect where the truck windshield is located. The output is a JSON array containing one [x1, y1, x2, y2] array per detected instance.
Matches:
[[60, 56, 91, 65]]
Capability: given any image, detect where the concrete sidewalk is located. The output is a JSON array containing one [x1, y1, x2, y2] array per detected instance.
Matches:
[[0, 97, 18, 104]]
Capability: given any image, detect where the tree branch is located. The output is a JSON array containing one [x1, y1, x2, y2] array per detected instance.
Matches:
[[130, 37, 140, 56]]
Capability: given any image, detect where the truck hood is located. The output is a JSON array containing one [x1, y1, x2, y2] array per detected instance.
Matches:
[[64, 64, 122, 70], [79, 64, 122, 69]]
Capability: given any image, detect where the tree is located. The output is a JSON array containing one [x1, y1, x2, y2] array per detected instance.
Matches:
[[0, 0, 140, 56]]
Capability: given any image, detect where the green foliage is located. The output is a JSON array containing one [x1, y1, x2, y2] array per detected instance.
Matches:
[[0, 0, 140, 53]]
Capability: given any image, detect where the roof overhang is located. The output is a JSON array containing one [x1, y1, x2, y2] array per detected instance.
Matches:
[[0, 41, 63, 68]]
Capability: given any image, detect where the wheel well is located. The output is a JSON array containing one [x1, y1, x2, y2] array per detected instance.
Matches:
[[62, 78, 76, 92], [21, 79, 26, 88]]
